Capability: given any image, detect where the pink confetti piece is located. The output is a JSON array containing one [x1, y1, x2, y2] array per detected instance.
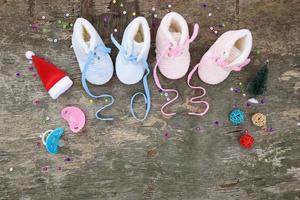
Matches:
[[163, 132, 170, 140], [42, 166, 48, 172]]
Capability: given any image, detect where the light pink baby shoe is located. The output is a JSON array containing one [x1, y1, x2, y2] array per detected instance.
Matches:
[[197, 29, 252, 85], [153, 12, 199, 117]]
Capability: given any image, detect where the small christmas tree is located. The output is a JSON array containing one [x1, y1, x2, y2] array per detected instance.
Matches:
[[247, 60, 269, 97]]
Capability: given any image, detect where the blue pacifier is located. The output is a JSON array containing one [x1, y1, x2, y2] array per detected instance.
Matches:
[[41, 128, 65, 155]]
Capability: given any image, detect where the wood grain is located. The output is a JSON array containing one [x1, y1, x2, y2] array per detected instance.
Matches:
[[0, 0, 299, 199]]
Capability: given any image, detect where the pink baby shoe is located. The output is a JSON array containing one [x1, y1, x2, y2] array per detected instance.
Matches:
[[153, 12, 199, 117], [197, 29, 252, 85]]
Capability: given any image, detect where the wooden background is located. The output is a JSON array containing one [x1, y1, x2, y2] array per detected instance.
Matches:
[[0, 0, 300, 199]]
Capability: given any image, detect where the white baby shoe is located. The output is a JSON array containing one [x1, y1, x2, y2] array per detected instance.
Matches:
[[72, 17, 114, 85], [111, 17, 151, 121], [72, 18, 114, 121], [113, 17, 151, 85]]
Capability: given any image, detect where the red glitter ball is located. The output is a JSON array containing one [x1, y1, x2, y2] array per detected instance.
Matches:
[[239, 134, 254, 149]]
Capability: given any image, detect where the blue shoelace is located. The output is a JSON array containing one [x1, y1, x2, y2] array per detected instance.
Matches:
[[81, 44, 114, 120], [111, 34, 151, 122]]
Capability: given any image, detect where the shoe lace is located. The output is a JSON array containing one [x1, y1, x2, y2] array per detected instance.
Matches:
[[111, 34, 151, 122], [214, 53, 251, 72], [187, 63, 209, 116], [81, 44, 115, 121], [153, 23, 199, 117]]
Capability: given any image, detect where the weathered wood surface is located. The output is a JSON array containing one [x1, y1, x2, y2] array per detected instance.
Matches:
[[0, 0, 299, 199]]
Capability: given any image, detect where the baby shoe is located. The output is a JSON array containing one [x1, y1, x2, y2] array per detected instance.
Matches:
[[197, 29, 252, 85], [72, 18, 114, 120], [111, 17, 151, 121], [153, 12, 199, 117]]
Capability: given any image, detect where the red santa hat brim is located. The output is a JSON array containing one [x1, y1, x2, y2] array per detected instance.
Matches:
[[48, 76, 73, 99]]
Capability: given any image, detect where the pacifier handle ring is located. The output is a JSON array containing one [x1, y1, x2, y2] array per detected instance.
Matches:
[[41, 130, 53, 146]]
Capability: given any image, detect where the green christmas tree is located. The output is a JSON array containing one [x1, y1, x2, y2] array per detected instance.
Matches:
[[247, 60, 269, 97]]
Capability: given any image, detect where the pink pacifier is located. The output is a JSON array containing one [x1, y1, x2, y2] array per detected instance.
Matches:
[[61, 106, 85, 133]]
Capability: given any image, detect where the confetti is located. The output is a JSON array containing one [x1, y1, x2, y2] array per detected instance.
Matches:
[[234, 88, 240, 93], [112, 0, 116, 3], [297, 122, 300, 126], [42, 166, 48, 172], [163, 132, 170, 140], [202, 3, 207, 8], [33, 99, 40, 105], [256, 48, 261, 55], [16, 72, 21, 78], [31, 23, 39, 32], [260, 98, 266, 104], [152, 7, 156, 11], [28, 66, 34, 72], [120, 3, 124, 7], [168, 4, 172, 8], [213, 120, 220, 126], [42, 28, 49, 33], [166, 97, 170, 101], [9, 167, 13, 172], [36, 141, 42, 149], [114, 28, 118, 32], [232, 104, 238, 108], [195, 126, 204, 133], [123, 11, 127, 15], [103, 16, 108, 23], [65, 13, 70, 17], [53, 39, 58, 43], [57, 166, 62, 171], [42, 16, 46, 19], [45, 116, 50, 121], [64, 157, 72, 162], [245, 102, 251, 107], [132, 12, 136, 16], [208, 12, 212, 17], [147, 149, 157, 158], [154, 14, 158, 18], [89, 99, 94, 103]]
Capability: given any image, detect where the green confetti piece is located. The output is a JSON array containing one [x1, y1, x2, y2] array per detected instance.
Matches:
[[42, 28, 49, 33], [256, 48, 261, 55], [58, 20, 62, 24]]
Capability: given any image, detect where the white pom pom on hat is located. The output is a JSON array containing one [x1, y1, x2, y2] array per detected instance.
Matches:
[[25, 51, 35, 59]]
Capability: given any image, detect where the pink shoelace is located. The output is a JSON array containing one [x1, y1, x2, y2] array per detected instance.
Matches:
[[153, 24, 199, 117], [215, 56, 251, 72], [187, 63, 209, 116]]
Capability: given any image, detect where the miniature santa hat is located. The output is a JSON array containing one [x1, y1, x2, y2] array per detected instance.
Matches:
[[25, 51, 73, 99]]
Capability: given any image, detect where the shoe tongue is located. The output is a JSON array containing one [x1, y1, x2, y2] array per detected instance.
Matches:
[[171, 32, 181, 44], [131, 41, 144, 57], [225, 46, 241, 63]]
